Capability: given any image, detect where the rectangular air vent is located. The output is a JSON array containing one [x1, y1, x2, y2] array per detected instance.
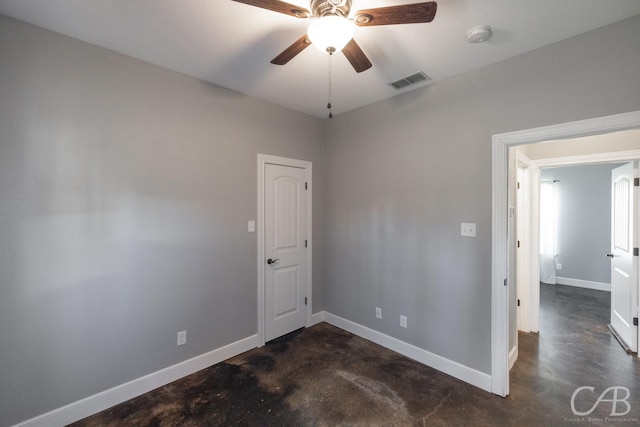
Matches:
[[390, 71, 431, 90]]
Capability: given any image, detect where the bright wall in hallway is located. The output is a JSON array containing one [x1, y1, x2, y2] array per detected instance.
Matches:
[[541, 164, 621, 285]]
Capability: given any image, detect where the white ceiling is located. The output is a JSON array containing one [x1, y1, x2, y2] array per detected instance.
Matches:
[[1, 0, 639, 118]]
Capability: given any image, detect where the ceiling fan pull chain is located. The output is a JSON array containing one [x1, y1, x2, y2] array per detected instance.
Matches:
[[327, 49, 333, 119]]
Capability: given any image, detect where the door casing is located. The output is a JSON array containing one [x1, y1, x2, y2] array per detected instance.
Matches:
[[257, 154, 312, 346]]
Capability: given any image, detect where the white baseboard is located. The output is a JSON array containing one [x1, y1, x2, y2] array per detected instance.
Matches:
[[556, 277, 611, 292], [310, 311, 326, 326], [13, 334, 259, 427], [321, 311, 492, 393], [16, 311, 495, 426], [509, 345, 518, 370]]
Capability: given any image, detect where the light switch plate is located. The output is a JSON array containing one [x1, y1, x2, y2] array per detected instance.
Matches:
[[461, 223, 476, 237], [248, 220, 255, 233]]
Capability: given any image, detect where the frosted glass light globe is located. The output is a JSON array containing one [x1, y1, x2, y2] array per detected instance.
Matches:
[[308, 16, 354, 53]]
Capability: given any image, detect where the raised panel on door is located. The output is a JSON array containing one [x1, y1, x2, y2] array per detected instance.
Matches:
[[273, 266, 299, 319], [264, 163, 307, 342]]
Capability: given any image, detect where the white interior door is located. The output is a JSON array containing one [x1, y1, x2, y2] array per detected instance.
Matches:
[[264, 163, 308, 342], [610, 162, 638, 352]]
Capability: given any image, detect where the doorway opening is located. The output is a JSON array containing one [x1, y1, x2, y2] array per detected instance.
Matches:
[[491, 110, 640, 397], [514, 157, 637, 366]]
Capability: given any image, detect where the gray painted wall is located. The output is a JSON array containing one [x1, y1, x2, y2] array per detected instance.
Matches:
[[541, 164, 621, 284], [0, 15, 325, 426], [325, 15, 640, 374]]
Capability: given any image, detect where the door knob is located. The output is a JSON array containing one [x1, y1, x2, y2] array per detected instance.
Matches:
[[267, 258, 280, 265], [606, 253, 615, 258]]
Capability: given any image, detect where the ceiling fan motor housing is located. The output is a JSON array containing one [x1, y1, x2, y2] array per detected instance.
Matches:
[[310, 0, 352, 17]]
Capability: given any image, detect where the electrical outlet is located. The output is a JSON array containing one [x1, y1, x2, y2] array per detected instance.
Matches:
[[177, 330, 187, 346], [400, 315, 407, 328], [461, 223, 476, 237], [556, 263, 563, 271], [375, 307, 382, 319]]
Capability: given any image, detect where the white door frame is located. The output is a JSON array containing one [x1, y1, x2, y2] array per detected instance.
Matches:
[[491, 110, 640, 397], [515, 151, 538, 335], [514, 152, 541, 337], [257, 154, 312, 346]]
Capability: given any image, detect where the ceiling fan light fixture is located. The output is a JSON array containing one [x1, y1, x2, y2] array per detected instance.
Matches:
[[308, 16, 354, 53]]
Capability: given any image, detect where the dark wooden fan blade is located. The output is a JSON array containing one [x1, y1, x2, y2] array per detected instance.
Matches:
[[271, 34, 312, 65], [231, 0, 310, 18], [342, 39, 372, 73], [353, 2, 437, 26]]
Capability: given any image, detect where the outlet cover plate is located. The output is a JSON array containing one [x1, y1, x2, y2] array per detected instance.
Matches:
[[177, 330, 187, 346], [461, 223, 476, 237]]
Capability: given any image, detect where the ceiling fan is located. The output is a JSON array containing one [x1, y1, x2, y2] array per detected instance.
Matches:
[[231, 0, 437, 73]]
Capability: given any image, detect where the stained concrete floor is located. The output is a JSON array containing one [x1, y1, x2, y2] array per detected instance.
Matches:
[[72, 284, 640, 426]]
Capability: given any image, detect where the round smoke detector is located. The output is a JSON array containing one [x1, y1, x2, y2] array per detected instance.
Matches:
[[467, 25, 492, 44]]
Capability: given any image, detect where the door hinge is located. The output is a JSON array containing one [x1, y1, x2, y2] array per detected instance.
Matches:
[[517, 182, 520, 190], [517, 299, 520, 307], [634, 248, 639, 257], [635, 178, 639, 187], [305, 182, 308, 190], [504, 278, 507, 287], [517, 240, 520, 248], [305, 297, 308, 306], [305, 239, 308, 248], [634, 317, 638, 326]]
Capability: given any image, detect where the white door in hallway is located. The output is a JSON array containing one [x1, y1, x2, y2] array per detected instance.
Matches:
[[610, 162, 638, 352], [264, 163, 308, 342]]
